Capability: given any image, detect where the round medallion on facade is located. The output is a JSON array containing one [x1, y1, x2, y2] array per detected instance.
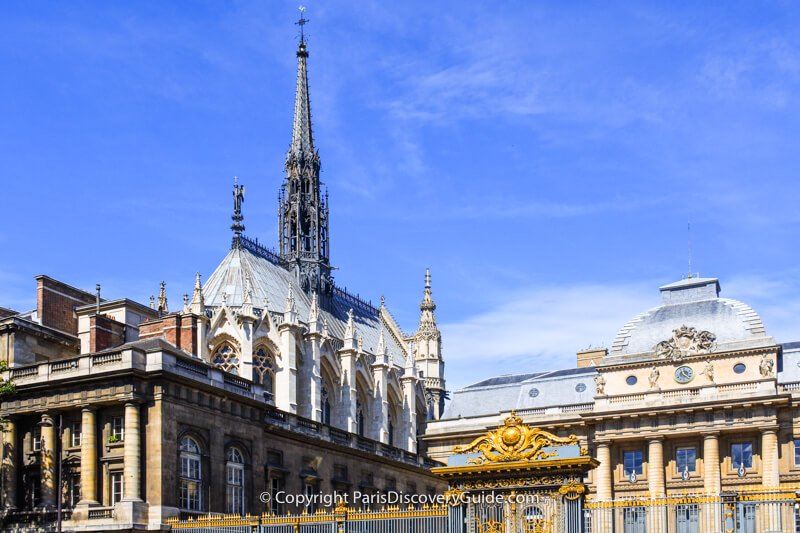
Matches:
[[626, 375, 637, 386], [733, 363, 746, 374], [575, 383, 586, 393], [674, 365, 694, 384], [528, 388, 540, 398]]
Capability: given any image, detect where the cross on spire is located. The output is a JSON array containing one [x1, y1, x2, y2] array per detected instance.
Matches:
[[296, 6, 309, 45]]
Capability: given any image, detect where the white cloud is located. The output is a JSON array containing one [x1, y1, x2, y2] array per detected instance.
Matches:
[[440, 274, 800, 390], [440, 282, 654, 389]]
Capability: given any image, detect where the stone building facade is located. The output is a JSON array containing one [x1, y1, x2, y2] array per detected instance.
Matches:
[[425, 276, 800, 502], [0, 33, 446, 532]]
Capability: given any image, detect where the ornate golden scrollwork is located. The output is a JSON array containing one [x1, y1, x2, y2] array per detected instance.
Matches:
[[525, 518, 551, 533], [453, 412, 578, 465], [557, 480, 586, 501], [477, 519, 505, 533]]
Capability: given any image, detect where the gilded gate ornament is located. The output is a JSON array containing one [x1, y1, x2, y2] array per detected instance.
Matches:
[[557, 480, 586, 501], [452, 412, 577, 465]]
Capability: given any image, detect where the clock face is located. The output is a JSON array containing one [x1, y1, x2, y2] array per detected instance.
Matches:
[[674, 365, 694, 384]]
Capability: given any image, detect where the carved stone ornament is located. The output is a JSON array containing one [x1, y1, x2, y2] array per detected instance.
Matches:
[[452, 412, 578, 465], [654, 325, 716, 361]]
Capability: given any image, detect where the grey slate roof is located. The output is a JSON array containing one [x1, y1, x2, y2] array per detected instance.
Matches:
[[443, 367, 596, 420], [202, 246, 408, 367], [611, 277, 768, 357]]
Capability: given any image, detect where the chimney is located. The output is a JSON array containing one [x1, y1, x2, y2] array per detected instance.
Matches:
[[89, 314, 126, 352], [36, 275, 97, 335], [577, 347, 608, 368]]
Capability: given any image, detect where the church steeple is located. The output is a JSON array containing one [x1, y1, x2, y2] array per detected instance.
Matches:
[[279, 10, 332, 299], [414, 268, 446, 420]]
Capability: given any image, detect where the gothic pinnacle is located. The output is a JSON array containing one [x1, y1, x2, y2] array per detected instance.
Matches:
[[420, 268, 436, 312], [157, 281, 169, 315]]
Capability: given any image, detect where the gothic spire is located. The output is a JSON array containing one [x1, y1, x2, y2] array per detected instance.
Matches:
[[290, 9, 314, 159], [279, 9, 332, 299]]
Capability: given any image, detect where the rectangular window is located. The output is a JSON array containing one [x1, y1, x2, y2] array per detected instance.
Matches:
[[270, 477, 284, 515], [676, 447, 697, 473], [111, 417, 124, 442], [623, 450, 644, 476], [110, 472, 123, 505], [731, 442, 753, 469], [71, 422, 82, 447], [68, 476, 81, 507], [304, 483, 316, 513], [32, 429, 42, 452], [623, 506, 646, 533], [179, 479, 202, 511], [794, 440, 800, 466]]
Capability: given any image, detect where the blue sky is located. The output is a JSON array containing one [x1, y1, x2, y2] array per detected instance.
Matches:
[[2, 1, 800, 390]]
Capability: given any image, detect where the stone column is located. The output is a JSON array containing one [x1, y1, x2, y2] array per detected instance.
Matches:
[[40, 414, 56, 508], [122, 402, 142, 501], [761, 428, 780, 488], [78, 408, 98, 504], [703, 433, 721, 494], [595, 442, 613, 501], [2, 418, 18, 508], [648, 438, 666, 497], [371, 360, 389, 444], [277, 324, 299, 414], [400, 376, 418, 453], [339, 350, 358, 433]]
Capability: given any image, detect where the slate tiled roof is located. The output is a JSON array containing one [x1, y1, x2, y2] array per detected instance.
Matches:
[[203, 246, 408, 367], [443, 367, 596, 420]]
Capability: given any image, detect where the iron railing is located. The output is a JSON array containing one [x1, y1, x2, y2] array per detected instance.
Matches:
[[165, 505, 450, 533], [583, 490, 799, 533]]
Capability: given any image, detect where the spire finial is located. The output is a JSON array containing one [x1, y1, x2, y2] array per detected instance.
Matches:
[[420, 268, 436, 312], [231, 177, 246, 238], [191, 272, 205, 314], [296, 6, 309, 46], [157, 281, 169, 315]]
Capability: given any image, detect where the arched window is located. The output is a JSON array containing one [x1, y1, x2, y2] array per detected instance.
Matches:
[[179, 436, 203, 511], [321, 386, 332, 425], [212, 342, 240, 375], [356, 401, 365, 437], [253, 346, 275, 393], [226, 447, 245, 515], [388, 414, 395, 447]]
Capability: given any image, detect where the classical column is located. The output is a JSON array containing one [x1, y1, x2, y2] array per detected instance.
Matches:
[[595, 443, 613, 501], [2, 418, 18, 508], [122, 402, 142, 501], [703, 433, 721, 494], [761, 428, 780, 488], [78, 408, 98, 504], [648, 438, 666, 497], [40, 414, 56, 508]]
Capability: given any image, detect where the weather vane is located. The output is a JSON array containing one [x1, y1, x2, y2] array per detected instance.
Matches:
[[296, 6, 309, 44]]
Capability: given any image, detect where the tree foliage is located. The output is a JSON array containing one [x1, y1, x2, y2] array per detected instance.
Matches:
[[0, 360, 14, 399]]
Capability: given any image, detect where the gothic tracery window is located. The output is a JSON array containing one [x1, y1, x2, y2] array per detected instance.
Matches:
[[212, 341, 240, 375], [252, 346, 275, 393]]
